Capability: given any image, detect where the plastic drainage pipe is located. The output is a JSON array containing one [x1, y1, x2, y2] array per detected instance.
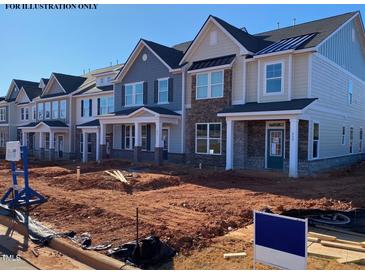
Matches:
[[0, 215, 137, 270]]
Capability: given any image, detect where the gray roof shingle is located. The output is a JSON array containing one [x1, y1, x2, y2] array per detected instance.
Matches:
[[219, 98, 317, 114], [20, 120, 68, 128], [52, 73, 87, 94], [22, 86, 42, 100], [77, 119, 100, 127]]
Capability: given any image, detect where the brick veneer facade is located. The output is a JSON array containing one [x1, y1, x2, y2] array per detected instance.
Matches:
[[185, 69, 232, 168]]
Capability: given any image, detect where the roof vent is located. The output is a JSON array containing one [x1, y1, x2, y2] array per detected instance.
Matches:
[[293, 18, 296, 27], [277, 22, 280, 29]]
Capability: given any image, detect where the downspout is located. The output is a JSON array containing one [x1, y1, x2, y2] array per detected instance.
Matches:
[[181, 65, 187, 154]]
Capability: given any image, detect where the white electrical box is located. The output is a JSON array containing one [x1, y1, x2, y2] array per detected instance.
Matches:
[[6, 141, 21, 162]]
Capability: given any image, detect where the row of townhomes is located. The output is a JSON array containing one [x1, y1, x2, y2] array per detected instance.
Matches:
[[1, 11, 365, 177]]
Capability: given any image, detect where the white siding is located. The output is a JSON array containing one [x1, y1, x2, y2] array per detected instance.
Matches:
[[308, 53, 365, 159], [292, 53, 309, 99]]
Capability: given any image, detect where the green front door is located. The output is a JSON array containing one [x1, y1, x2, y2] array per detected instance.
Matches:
[[267, 129, 284, 169]]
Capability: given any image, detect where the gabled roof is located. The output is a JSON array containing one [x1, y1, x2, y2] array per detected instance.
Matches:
[[41, 78, 49, 86], [254, 12, 357, 51], [172, 41, 192, 53], [22, 86, 42, 100], [142, 39, 184, 69], [77, 119, 100, 127], [19, 120, 68, 128], [74, 84, 113, 96], [52, 73, 87, 94], [13, 79, 39, 89], [114, 106, 180, 117], [219, 98, 317, 114]]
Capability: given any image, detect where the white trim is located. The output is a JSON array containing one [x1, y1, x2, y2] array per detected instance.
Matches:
[[195, 122, 222, 155], [316, 12, 359, 49], [257, 59, 261, 103], [157, 77, 169, 105], [311, 120, 320, 160], [308, 151, 365, 162], [15, 87, 31, 104], [162, 127, 170, 152], [41, 74, 67, 97], [179, 16, 250, 65], [288, 55, 292, 101], [187, 63, 233, 74], [263, 60, 285, 96], [232, 99, 244, 105], [124, 81, 144, 107], [242, 57, 247, 104], [253, 47, 315, 60], [181, 65, 186, 154], [73, 90, 113, 98]]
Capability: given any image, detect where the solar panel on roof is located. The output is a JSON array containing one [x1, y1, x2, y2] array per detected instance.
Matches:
[[255, 33, 316, 55]]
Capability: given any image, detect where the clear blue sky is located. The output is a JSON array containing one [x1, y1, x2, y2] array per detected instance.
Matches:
[[0, 4, 364, 96]]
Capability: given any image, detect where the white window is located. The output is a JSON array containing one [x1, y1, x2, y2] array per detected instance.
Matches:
[[108, 97, 114, 113], [196, 71, 223, 99], [45, 102, 51, 119], [124, 125, 135, 150], [0, 108, 6, 121], [265, 62, 283, 94], [341, 126, 346, 145], [348, 80, 353, 105], [158, 78, 169, 104], [360, 128, 363, 152], [195, 123, 222, 155], [312, 123, 319, 159], [60, 100, 66, 119], [0, 131, 6, 147], [125, 82, 143, 106], [82, 99, 90, 117], [350, 127, 354, 153], [38, 103, 44, 120], [52, 101, 59, 119], [99, 97, 108, 115], [32, 106, 36, 120]]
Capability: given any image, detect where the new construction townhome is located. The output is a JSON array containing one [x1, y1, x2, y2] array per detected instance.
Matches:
[[1, 11, 364, 177]]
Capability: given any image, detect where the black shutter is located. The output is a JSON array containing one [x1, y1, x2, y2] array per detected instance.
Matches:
[[154, 80, 158, 103], [121, 125, 125, 149], [97, 98, 100, 115], [81, 100, 84, 117], [143, 82, 148, 105], [146, 124, 151, 151], [121, 85, 125, 106], [89, 99, 92, 116], [168, 78, 173, 102]]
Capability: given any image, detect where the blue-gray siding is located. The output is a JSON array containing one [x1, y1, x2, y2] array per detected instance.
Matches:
[[114, 46, 182, 112]]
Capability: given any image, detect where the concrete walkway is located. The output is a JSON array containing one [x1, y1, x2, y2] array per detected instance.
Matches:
[[0, 245, 36, 270]]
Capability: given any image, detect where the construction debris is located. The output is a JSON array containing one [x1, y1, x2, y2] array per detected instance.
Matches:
[[105, 170, 129, 184], [223, 252, 247, 259]]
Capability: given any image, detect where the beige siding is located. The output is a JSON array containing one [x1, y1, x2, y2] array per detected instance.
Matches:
[[307, 53, 365, 159], [47, 80, 65, 95], [245, 61, 258, 102], [292, 53, 309, 99], [188, 23, 239, 62], [184, 20, 244, 106]]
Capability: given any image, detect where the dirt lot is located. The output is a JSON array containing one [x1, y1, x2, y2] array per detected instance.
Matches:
[[1, 159, 365, 269]]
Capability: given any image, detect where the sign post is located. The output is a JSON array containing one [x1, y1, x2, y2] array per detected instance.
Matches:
[[253, 211, 307, 270]]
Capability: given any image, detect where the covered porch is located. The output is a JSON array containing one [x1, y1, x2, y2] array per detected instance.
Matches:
[[218, 99, 316, 177], [18, 121, 70, 161], [99, 106, 181, 165]]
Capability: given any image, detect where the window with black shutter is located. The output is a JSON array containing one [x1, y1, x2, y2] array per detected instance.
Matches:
[[89, 99, 92, 116], [81, 100, 84, 117]]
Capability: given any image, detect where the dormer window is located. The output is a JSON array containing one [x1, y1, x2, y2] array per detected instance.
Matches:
[[265, 62, 283, 94]]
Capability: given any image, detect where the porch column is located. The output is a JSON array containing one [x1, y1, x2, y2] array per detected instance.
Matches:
[[82, 131, 88, 163], [226, 119, 234, 170], [22, 131, 27, 146], [155, 120, 163, 165], [49, 131, 55, 160], [289, 118, 299, 178], [96, 129, 100, 161], [99, 123, 107, 160], [134, 122, 141, 162]]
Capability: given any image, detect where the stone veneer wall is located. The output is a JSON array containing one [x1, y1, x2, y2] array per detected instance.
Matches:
[[185, 69, 232, 168]]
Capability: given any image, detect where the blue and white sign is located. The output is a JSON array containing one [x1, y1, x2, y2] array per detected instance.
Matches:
[[254, 211, 308, 270]]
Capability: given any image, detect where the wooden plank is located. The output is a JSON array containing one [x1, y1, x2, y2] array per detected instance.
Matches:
[[104, 171, 121, 181], [308, 232, 336, 241], [308, 236, 320, 243], [315, 224, 365, 238], [321, 240, 365, 253], [223, 252, 247, 259]]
